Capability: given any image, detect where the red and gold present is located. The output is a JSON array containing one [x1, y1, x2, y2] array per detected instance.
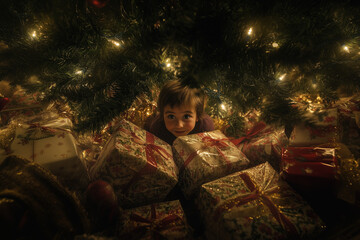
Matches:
[[197, 162, 325, 240], [0, 116, 89, 191], [281, 146, 338, 189], [0, 88, 44, 127], [89, 120, 178, 208], [172, 130, 249, 198], [118, 200, 192, 239], [289, 108, 340, 146], [232, 122, 289, 171]]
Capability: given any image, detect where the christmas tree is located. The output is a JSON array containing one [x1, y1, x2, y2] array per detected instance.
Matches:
[[1, 0, 360, 134]]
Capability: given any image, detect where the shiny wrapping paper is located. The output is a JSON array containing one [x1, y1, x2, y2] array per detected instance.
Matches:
[[281, 147, 337, 184], [172, 130, 249, 198], [0, 116, 89, 191], [197, 162, 325, 240], [89, 120, 178, 208], [118, 200, 192, 239], [232, 122, 289, 171], [289, 108, 340, 146]]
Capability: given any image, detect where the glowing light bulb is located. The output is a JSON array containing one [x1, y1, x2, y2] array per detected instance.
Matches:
[[32, 31, 37, 37], [221, 104, 226, 110], [75, 70, 83, 75], [247, 27, 253, 35], [112, 40, 121, 47], [272, 42, 279, 48], [278, 73, 286, 81], [312, 83, 317, 89], [343, 45, 350, 53]]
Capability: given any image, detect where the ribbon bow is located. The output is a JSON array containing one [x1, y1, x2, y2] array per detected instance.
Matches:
[[231, 121, 268, 146], [214, 173, 299, 237], [119, 127, 172, 193], [125, 204, 184, 240], [180, 133, 232, 172]]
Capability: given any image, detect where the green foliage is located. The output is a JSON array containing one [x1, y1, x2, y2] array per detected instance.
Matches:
[[0, 0, 360, 132]]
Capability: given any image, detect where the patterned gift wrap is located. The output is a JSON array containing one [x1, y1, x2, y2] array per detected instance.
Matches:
[[118, 200, 192, 239], [0, 117, 89, 190], [89, 120, 178, 208], [172, 130, 249, 199], [197, 162, 326, 240], [0, 88, 43, 127], [281, 146, 338, 188], [289, 108, 341, 146], [232, 122, 289, 171]]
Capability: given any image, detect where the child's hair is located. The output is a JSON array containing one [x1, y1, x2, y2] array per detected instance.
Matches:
[[157, 79, 207, 119]]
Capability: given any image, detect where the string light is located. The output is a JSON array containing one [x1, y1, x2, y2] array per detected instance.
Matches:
[[278, 73, 286, 81], [221, 103, 226, 110], [343, 45, 350, 53], [165, 58, 171, 68], [272, 42, 279, 48], [75, 70, 83, 75], [107, 38, 123, 48], [247, 27, 253, 36]]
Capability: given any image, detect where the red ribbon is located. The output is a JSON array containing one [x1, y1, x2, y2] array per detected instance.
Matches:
[[126, 204, 184, 240], [119, 127, 172, 193], [180, 133, 232, 173], [231, 122, 268, 146], [214, 173, 299, 237]]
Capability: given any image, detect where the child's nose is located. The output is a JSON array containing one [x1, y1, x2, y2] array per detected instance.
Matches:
[[176, 120, 184, 127]]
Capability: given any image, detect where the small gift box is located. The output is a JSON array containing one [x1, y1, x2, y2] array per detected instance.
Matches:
[[232, 122, 289, 171], [289, 108, 340, 146], [1, 117, 89, 190], [172, 130, 249, 199], [89, 120, 178, 208], [118, 200, 192, 239], [281, 146, 338, 188], [197, 162, 326, 240]]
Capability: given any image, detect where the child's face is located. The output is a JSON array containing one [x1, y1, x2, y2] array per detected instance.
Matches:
[[163, 104, 197, 137]]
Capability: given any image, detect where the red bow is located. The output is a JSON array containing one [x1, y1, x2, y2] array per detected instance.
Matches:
[[214, 173, 299, 237], [180, 133, 232, 172], [231, 121, 268, 146], [119, 128, 172, 193]]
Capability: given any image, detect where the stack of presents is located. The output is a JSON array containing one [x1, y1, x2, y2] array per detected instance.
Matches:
[[1, 89, 360, 239]]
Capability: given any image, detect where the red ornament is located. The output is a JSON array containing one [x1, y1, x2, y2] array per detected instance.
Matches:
[[87, 0, 109, 8], [86, 180, 119, 225], [0, 97, 9, 111]]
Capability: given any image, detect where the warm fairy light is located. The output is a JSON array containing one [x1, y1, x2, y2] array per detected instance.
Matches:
[[75, 70, 83, 75], [221, 104, 226, 110], [343, 45, 350, 53], [32, 31, 37, 38], [312, 83, 317, 89], [247, 27, 253, 35], [272, 42, 279, 48], [165, 58, 172, 68], [278, 73, 286, 81], [107, 39, 123, 48]]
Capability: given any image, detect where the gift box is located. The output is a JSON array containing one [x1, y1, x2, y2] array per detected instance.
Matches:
[[196, 162, 326, 240], [232, 122, 289, 171], [172, 130, 249, 198], [89, 120, 178, 208], [281, 146, 338, 189], [0, 116, 89, 191], [289, 108, 340, 146], [118, 200, 192, 239], [0, 88, 43, 127]]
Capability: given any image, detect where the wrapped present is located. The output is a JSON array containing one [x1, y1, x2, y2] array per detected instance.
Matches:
[[0, 116, 89, 191], [289, 108, 340, 146], [232, 122, 289, 171], [197, 162, 326, 240], [118, 200, 192, 239], [172, 130, 249, 198], [334, 143, 360, 206], [281, 146, 338, 189], [0, 88, 44, 127], [89, 120, 178, 208]]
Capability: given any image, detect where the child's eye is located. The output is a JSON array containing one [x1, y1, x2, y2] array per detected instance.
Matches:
[[184, 114, 192, 119], [166, 114, 175, 119]]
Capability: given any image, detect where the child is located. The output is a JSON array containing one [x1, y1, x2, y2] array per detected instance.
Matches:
[[144, 79, 214, 145]]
